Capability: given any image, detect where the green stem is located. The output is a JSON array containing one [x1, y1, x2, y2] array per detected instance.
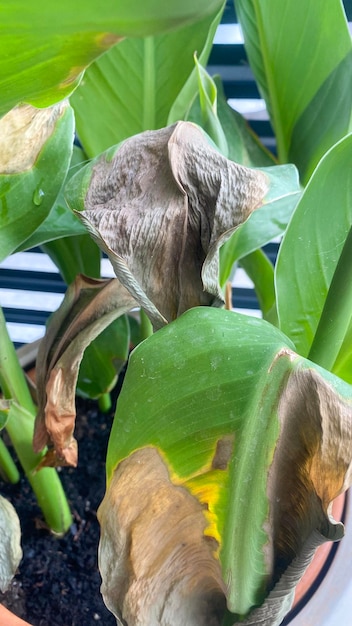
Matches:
[[140, 309, 153, 340], [0, 436, 20, 483], [308, 228, 352, 371], [239, 250, 277, 324], [98, 392, 112, 413], [0, 307, 72, 534]]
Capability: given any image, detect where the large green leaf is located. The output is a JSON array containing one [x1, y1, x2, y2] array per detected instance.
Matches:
[[105, 308, 291, 619], [70, 6, 223, 157], [100, 307, 352, 625], [276, 133, 352, 373], [235, 0, 352, 182], [0, 102, 74, 261], [0, 0, 224, 117]]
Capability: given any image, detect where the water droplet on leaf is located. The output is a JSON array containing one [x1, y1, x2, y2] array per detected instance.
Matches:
[[33, 187, 45, 205]]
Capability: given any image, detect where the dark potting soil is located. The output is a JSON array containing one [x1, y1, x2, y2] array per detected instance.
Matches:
[[0, 398, 117, 626]]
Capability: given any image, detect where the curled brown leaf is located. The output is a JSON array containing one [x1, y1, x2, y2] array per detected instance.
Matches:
[[98, 447, 226, 626], [33, 275, 136, 467], [270, 366, 350, 576], [75, 121, 268, 323]]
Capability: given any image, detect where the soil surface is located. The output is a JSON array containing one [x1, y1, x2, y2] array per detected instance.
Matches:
[[0, 397, 118, 626]]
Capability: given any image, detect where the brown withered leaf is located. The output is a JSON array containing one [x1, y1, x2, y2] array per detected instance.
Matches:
[[98, 447, 226, 626], [237, 365, 351, 625], [74, 121, 268, 323], [33, 275, 136, 467]]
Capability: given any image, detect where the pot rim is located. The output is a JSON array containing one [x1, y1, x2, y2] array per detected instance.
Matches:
[[286, 490, 351, 625]]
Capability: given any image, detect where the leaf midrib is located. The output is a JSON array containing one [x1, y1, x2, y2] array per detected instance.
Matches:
[[143, 36, 156, 130]]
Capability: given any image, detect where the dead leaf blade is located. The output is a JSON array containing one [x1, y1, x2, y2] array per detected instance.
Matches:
[[33, 276, 136, 466]]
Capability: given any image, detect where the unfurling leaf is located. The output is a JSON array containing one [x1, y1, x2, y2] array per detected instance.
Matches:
[[66, 121, 270, 325], [98, 308, 352, 625], [0, 495, 22, 593], [33, 275, 136, 467]]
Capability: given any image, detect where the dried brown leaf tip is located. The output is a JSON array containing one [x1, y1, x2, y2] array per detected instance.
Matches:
[[0, 102, 69, 174], [98, 447, 226, 626], [75, 122, 268, 323], [33, 275, 136, 467]]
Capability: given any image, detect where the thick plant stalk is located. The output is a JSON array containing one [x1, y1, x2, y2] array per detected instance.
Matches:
[[0, 307, 71, 534], [0, 436, 20, 483]]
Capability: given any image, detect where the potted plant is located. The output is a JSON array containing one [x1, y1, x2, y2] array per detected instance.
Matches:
[[1, 0, 352, 625]]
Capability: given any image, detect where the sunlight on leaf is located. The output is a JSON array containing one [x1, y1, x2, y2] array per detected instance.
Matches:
[[71, 7, 224, 158], [0, 0, 225, 116]]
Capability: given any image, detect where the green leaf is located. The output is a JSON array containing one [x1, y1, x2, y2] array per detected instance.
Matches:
[[77, 314, 130, 399], [101, 307, 352, 624], [167, 12, 223, 125], [0, 102, 74, 261], [187, 75, 275, 167], [0, 0, 225, 116], [219, 167, 301, 286], [14, 146, 89, 252], [193, 56, 228, 156], [41, 235, 101, 285], [239, 250, 276, 322], [0, 436, 20, 484], [276, 133, 352, 370], [290, 49, 352, 182], [105, 309, 291, 617], [70, 6, 224, 157], [235, 0, 352, 182], [333, 320, 352, 384], [0, 400, 11, 430]]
